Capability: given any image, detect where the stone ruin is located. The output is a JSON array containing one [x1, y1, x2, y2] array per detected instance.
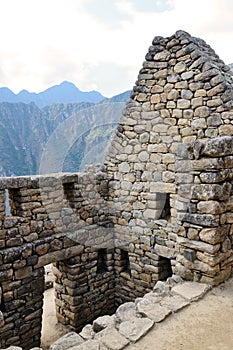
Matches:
[[0, 30, 233, 349]]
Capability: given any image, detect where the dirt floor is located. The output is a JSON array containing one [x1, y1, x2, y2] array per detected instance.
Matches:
[[126, 277, 233, 350], [41, 288, 72, 349], [41, 277, 233, 350]]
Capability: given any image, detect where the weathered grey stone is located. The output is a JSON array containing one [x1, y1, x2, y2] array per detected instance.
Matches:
[[172, 281, 210, 301], [177, 237, 220, 254], [153, 281, 170, 296], [160, 294, 190, 312], [154, 50, 170, 61], [191, 118, 207, 129], [174, 61, 186, 73], [115, 302, 137, 323], [192, 183, 231, 201], [136, 298, 171, 322], [194, 106, 210, 118], [68, 340, 102, 350], [202, 136, 233, 157], [95, 327, 129, 350], [79, 324, 95, 340], [93, 315, 116, 333], [153, 244, 176, 259], [118, 162, 130, 173], [181, 89, 193, 99], [166, 275, 183, 286], [177, 99, 191, 109], [50, 332, 84, 350], [167, 74, 180, 83], [181, 71, 194, 80], [199, 227, 227, 245], [119, 317, 154, 342]]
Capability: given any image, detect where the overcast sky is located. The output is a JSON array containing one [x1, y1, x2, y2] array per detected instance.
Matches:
[[0, 0, 232, 97]]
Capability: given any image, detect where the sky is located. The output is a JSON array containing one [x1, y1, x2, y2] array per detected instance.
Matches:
[[0, 0, 233, 97]]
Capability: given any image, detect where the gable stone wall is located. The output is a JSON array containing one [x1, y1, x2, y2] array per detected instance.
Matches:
[[104, 30, 233, 300]]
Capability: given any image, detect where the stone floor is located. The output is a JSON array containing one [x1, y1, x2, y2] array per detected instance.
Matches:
[[41, 275, 233, 350], [126, 277, 233, 350]]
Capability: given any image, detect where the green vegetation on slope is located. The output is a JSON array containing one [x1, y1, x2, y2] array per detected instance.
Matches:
[[0, 93, 129, 176]]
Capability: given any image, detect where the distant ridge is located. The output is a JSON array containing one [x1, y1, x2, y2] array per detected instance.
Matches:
[[102, 90, 131, 103], [0, 88, 130, 176], [0, 81, 105, 107]]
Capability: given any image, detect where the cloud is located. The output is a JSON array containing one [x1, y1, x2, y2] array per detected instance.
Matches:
[[0, 0, 232, 96], [81, 0, 130, 28], [80, 62, 136, 96], [127, 0, 173, 12]]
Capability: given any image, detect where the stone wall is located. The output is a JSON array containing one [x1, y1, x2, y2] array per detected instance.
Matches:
[[105, 30, 233, 297], [154, 136, 233, 284], [0, 171, 116, 349]]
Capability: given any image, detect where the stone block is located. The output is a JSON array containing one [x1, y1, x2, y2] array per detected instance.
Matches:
[[160, 294, 190, 312], [150, 182, 176, 193], [79, 324, 95, 340], [177, 254, 220, 276], [95, 327, 129, 350], [15, 266, 32, 280], [171, 281, 210, 301], [93, 315, 116, 333], [115, 302, 137, 323], [177, 99, 191, 109], [50, 332, 84, 350], [69, 340, 104, 350], [153, 244, 176, 259], [179, 213, 220, 227], [119, 317, 154, 343], [177, 236, 220, 254], [183, 249, 196, 262], [136, 298, 171, 322]]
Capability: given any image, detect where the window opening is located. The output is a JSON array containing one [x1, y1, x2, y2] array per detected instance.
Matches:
[[159, 256, 172, 280], [5, 189, 11, 216], [7, 188, 21, 216], [97, 249, 108, 273], [121, 250, 131, 276], [160, 193, 171, 220]]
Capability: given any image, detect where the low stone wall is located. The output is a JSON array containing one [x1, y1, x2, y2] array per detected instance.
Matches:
[[0, 169, 165, 349], [1, 276, 212, 350], [0, 171, 116, 349]]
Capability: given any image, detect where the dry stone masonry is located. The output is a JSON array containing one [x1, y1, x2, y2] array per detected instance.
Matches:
[[0, 171, 116, 349], [0, 30, 233, 349], [105, 29, 233, 288]]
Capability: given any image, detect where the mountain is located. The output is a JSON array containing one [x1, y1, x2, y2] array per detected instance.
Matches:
[[0, 102, 49, 176], [0, 90, 130, 176], [102, 90, 131, 103], [0, 81, 105, 107]]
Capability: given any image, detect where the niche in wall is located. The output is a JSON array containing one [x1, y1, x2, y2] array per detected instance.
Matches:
[[97, 249, 108, 273], [120, 249, 131, 276], [160, 193, 171, 220], [158, 256, 173, 280]]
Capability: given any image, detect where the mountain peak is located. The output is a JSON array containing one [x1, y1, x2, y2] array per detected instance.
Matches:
[[59, 81, 79, 89]]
